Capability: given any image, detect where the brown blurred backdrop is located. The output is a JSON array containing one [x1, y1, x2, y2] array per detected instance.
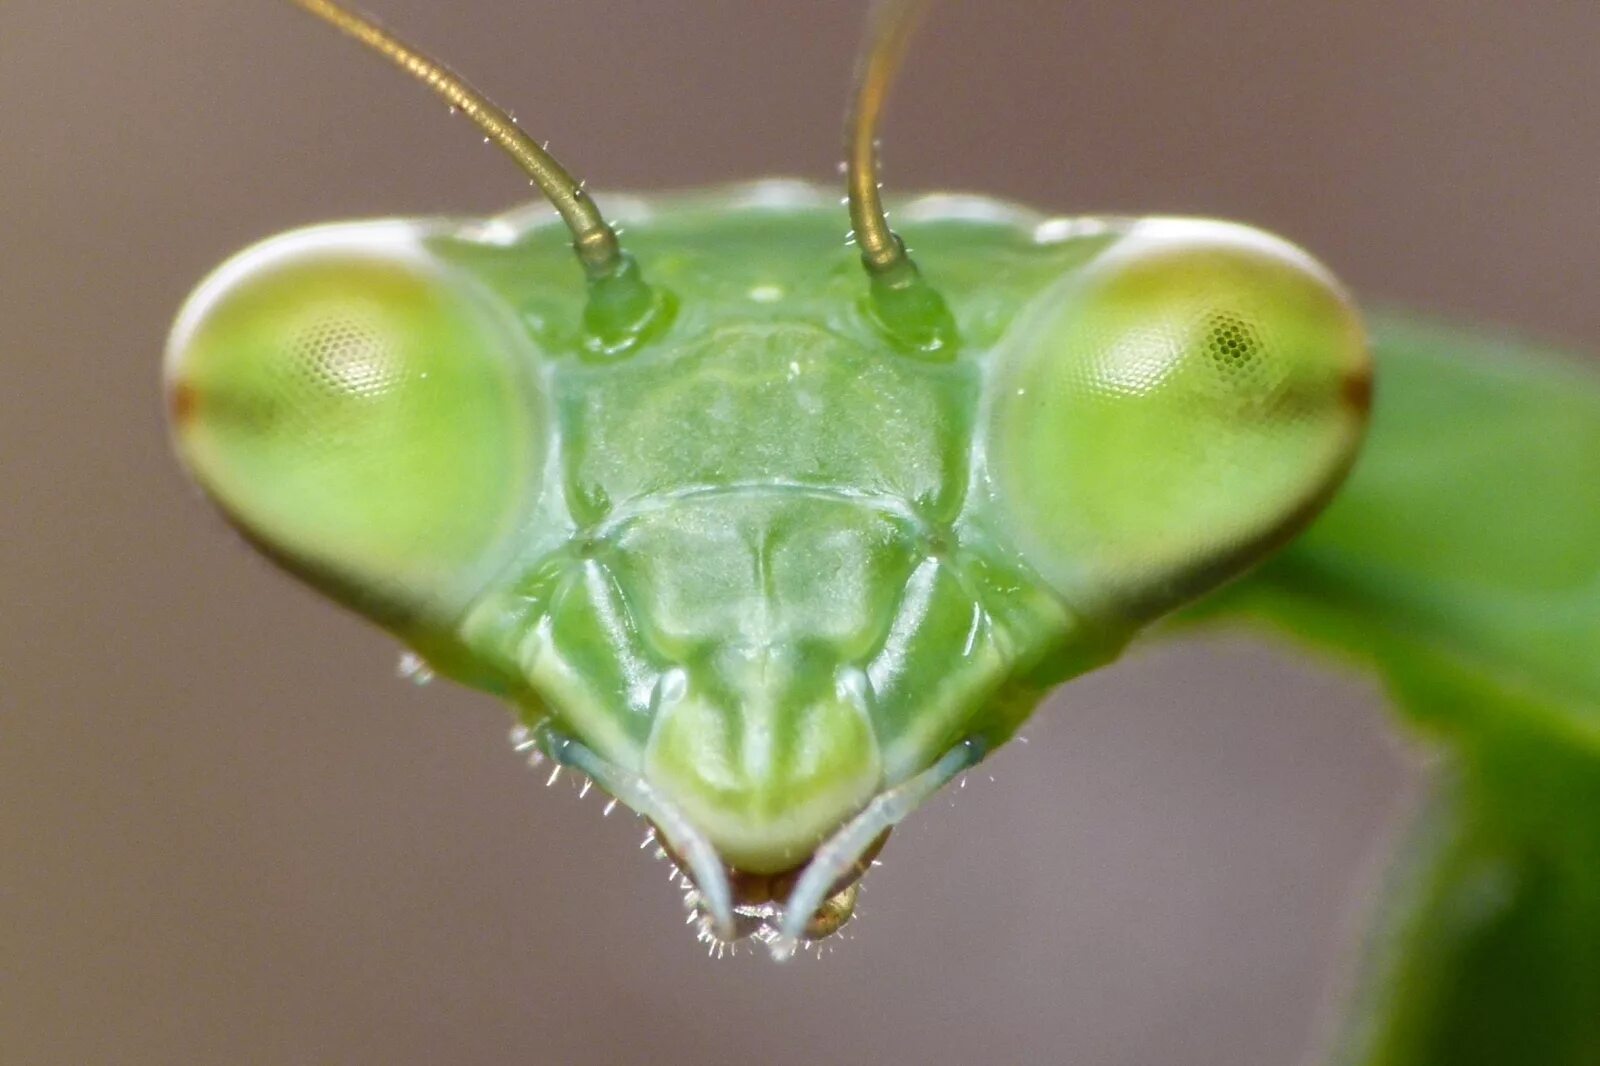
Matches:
[[3, 3, 1596, 1064]]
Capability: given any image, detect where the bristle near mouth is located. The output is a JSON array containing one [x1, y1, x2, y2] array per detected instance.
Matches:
[[517, 723, 986, 959], [532, 723, 739, 940]]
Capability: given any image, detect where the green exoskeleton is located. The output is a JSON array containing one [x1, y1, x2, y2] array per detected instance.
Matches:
[[165, 0, 1597, 992]]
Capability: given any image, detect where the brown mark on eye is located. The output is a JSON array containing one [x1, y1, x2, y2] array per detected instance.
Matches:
[[169, 380, 201, 427], [1342, 363, 1375, 416]]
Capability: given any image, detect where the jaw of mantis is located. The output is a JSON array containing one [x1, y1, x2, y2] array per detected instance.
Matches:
[[535, 723, 982, 959]]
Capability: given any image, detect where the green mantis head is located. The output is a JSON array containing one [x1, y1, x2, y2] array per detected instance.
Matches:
[[165, 1, 1370, 957]]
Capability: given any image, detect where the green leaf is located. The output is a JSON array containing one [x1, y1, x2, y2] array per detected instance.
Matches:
[[1332, 656, 1600, 1066]]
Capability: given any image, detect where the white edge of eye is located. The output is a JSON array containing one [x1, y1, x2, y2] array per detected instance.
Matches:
[[1116, 217, 1345, 291], [164, 220, 437, 386]]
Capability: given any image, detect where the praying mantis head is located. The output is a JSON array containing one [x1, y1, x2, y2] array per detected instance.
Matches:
[[164, 0, 1370, 957]]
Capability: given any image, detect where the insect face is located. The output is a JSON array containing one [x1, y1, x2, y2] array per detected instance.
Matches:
[[168, 194, 1368, 954], [168, 1, 1372, 957]]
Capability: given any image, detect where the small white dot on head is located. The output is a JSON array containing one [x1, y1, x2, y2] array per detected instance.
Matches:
[[748, 284, 784, 303]]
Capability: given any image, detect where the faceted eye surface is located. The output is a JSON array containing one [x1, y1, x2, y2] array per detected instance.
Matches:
[[986, 219, 1371, 623], [166, 228, 544, 625]]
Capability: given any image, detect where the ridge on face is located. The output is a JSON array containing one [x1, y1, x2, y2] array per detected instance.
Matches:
[[502, 489, 1077, 876]]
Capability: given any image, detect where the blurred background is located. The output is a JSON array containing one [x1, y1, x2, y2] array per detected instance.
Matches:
[[3, 3, 1596, 1064]]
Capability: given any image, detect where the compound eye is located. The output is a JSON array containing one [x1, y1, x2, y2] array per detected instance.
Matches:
[[985, 219, 1371, 623], [165, 227, 545, 626]]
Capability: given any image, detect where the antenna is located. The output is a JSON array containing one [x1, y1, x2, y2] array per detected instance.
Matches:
[[844, 0, 956, 353], [286, 0, 662, 351]]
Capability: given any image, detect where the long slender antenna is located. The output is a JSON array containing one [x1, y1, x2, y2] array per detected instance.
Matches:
[[846, 0, 928, 277], [286, 0, 626, 283], [844, 0, 956, 354]]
